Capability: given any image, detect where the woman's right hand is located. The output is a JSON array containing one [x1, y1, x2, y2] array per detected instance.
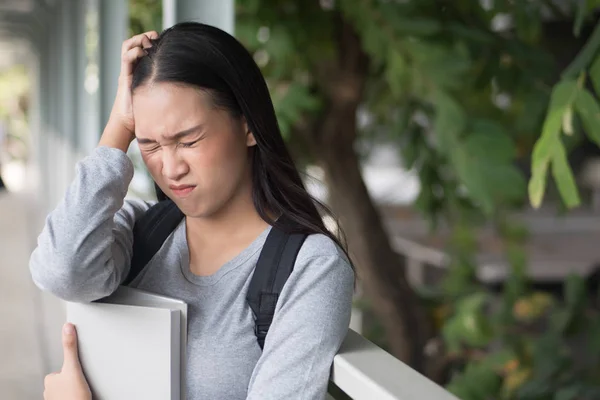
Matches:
[[99, 31, 159, 152]]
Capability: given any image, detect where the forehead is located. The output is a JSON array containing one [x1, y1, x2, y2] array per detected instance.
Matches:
[[132, 82, 214, 138]]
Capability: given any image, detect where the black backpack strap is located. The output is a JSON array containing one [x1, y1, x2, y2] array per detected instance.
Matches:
[[247, 225, 308, 350], [124, 200, 185, 286]]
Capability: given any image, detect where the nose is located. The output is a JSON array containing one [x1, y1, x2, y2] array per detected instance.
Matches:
[[161, 148, 189, 182]]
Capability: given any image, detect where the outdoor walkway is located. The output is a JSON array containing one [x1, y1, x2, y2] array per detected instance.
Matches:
[[0, 163, 64, 399], [0, 189, 44, 398]]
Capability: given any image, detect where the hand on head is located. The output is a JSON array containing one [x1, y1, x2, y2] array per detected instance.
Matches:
[[99, 30, 159, 152]]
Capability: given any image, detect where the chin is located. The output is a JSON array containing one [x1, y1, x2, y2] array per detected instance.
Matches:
[[169, 189, 234, 220], [176, 200, 218, 219]]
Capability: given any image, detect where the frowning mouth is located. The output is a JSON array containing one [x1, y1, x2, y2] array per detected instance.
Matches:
[[169, 185, 196, 198]]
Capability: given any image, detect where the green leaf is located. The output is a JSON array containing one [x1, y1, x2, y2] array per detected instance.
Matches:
[[528, 159, 549, 210], [446, 360, 502, 400], [529, 80, 580, 208], [551, 308, 574, 334], [399, 121, 422, 169], [459, 161, 526, 211], [551, 276, 588, 335], [434, 92, 466, 150], [407, 41, 471, 92], [456, 291, 490, 313], [562, 107, 574, 136], [564, 274, 587, 310], [486, 165, 528, 204], [482, 349, 518, 370], [531, 81, 579, 166], [451, 121, 525, 211], [562, 23, 600, 79], [452, 148, 494, 213], [531, 333, 571, 379], [542, 80, 580, 141], [589, 55, 600, 95], [574, 0, 588, 37], [271, 82, 321, 139], [464, 121, 515, 162], [386, 49, 409, 97], [574, 88, 600, 146], [551, 144, 581, 208], [443, 292, 494, 350]]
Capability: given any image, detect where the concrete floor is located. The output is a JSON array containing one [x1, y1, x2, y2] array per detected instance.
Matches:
[[0, 190, 44, 399], [0, 165, 65, 399]]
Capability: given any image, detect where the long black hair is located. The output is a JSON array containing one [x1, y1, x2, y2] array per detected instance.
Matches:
[[132, 22, 352, 269]]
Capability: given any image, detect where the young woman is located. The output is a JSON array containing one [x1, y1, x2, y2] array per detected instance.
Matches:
[[31, 22, 355, 400]]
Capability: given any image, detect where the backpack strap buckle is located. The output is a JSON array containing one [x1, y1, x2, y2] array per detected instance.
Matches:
[[254, 315, 273, 337]]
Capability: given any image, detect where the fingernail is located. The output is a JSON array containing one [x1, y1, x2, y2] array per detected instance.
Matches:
[[63, 323, 74, 335]]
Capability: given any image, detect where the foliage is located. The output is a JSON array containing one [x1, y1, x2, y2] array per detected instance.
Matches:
[[129, 0, 162, 37], [443, 273, 600, 400], [235, 0, 600, 397], [237, 0, 549, 222], [0, 64, 30, 161], [528, 23, 600, 209], [0, 64, 29, 118]]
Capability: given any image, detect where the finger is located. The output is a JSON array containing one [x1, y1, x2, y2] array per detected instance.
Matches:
[[141, 35, 152, 50], [145, 30, 159, 40], [122, 31, 158, 55], [121, 47, 148, 76], [61, 323, 82, 372], [141, 30, 158, 47], [44, 372, 58, 387], [123, 46, 147, 64]]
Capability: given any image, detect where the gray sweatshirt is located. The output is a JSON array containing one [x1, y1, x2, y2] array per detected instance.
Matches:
[[29, 146, 355, 400]]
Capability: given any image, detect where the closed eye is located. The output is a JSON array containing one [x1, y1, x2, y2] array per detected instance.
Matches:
[[141, 144, 161, 153], [180, 139, 201, 148]]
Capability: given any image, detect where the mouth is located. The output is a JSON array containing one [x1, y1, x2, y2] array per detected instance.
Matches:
[[169, 185, 196, 198]]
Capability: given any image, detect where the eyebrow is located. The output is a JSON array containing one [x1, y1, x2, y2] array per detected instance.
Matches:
[[137, 124, 205, 144]]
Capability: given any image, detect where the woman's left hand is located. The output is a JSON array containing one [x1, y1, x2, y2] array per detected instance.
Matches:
[[43, 323, 91, 400]]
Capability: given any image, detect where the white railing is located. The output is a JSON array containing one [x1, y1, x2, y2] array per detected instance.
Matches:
[[328, 329, 459, 400]]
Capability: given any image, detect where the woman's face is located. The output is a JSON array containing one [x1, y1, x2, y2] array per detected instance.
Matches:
[[132, 82, 256, 218]]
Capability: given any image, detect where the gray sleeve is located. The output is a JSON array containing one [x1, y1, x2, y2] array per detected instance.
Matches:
[[245, 249, 355, 400], [29, 146, 152, 303]]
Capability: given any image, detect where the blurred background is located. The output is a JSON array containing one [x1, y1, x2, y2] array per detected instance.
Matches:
[[2, 0, 600, 399]]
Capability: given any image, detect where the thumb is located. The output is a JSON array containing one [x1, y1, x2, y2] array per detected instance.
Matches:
[[61, 323, 82, 372]]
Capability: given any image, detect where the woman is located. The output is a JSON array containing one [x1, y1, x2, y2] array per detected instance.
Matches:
[[30, 22, 355, 400]]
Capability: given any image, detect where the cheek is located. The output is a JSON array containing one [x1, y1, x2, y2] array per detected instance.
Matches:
[[188, 139, 248, 183], [140, 152, 163, 180], [213, 138, 247, 172], [203, 132, 247, 165]]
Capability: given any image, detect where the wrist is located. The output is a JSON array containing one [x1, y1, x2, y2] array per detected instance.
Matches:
[[99, 120, 134, 153]]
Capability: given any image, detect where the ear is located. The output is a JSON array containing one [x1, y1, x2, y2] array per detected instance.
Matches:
[[243, 119, 257, 147]]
